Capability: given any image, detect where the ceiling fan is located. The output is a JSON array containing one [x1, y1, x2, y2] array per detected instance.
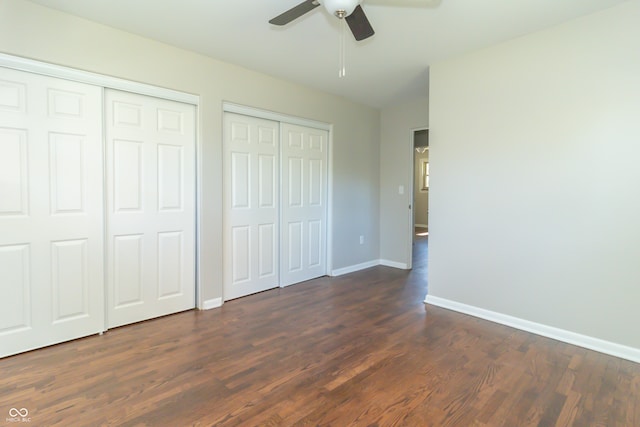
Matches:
[[269, 0, 375, 41]]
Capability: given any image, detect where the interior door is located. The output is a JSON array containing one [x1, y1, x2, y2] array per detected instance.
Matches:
[[280, 123, 328, 287], [105, 89, 196, 328], [223, 112, 279, 300], [0, 67, 104, 358]]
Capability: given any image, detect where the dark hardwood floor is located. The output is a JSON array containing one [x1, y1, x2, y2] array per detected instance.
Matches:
[[1, 234, 639, 426]]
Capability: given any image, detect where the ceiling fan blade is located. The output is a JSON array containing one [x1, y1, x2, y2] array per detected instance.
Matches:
[[345, 5, 375, 41], [269, 0, 320, 26]]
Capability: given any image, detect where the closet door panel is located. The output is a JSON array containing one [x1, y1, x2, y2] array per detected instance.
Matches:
[[105, 90, 195, 328], [223, 112, 279, 300], [281, 123, 328, 287], [0, 67, 104, 358]]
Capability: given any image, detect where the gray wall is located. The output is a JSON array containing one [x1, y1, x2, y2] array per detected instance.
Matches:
[[380, 97, 429, 266], [0, 0, 381, 304], [428, 1, 640, 349]]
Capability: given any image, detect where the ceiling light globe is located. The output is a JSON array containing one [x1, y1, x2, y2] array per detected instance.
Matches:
[[321, 0, 361, 17]]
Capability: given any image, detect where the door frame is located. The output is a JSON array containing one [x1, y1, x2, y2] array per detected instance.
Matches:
[[0, 53, 203, 315], [221, 102, 333, 295], [407, 126, 429, 270]]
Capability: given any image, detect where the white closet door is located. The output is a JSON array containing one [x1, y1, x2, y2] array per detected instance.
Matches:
[[105, 89, 196, 328], [0, 67, 104, 358], [281, 123, 328, 287], [223, 113, 279, 300]]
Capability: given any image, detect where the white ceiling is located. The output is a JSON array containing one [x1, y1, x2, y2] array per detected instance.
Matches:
[[28, 0, 629, 108]]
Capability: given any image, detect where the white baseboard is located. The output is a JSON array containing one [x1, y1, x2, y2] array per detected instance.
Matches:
[[379, 259, 409, 269], [424, 295, 640, 364], [201, 297, 223, 310], [331, 260, 379, 276], [331, 258, 412, 277]]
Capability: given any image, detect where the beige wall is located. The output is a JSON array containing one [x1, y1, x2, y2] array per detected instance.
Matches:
[[380, 96, 429, 266], [429, 1, 640, 349], [0, 0, 381, 303], [414, 151, 429, 227]]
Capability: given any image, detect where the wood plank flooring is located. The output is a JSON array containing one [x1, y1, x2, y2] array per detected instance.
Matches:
[[1, 235, 639, 426]]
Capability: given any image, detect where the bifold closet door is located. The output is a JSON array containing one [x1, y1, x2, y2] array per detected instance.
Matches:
[[223, 113, 279, 300], [0, 67, 105, 358], [280, 123, 328, 287], [105, 89, 196, 328]]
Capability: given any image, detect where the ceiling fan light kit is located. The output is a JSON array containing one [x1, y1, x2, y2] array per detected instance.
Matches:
[[322, 0, 362, 17]]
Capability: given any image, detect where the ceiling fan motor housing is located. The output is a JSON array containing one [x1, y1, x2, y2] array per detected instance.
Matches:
[[320, 0, 363, 17]]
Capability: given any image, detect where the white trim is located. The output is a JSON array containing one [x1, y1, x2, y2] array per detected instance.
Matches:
[[195, 105, 203, 310], [201, 298, 223, 310], [100, 87, 109, 332], [380, 259, 409, 269], [223, 102, 330, 131], [415, 223, 428, 228], [424, 295, 640, 364], [326, 124, 334, 277], [331, 258, 411, 276], [331, 260, 379, 276], [0, 53, 199, 105]]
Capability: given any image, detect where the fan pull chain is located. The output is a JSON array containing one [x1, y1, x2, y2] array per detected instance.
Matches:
[[339, 17, 346, 78]]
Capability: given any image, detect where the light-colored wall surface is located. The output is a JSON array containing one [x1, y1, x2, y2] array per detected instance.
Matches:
[[414, 151, 429, 227], [380, 97, 429, 266], [428, 1, 640, 349], [0, 0, 381, 303]]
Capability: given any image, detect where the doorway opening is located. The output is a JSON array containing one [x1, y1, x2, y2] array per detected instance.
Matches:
[[408, 128, 429, 269]]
